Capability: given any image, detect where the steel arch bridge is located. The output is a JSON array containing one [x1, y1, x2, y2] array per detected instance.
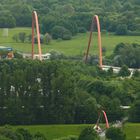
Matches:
[[85, 15, 103, 68], [32, 11, 42, 61], [94, 110, 110, 132]]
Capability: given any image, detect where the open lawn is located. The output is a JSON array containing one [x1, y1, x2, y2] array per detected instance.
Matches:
[[9, 123, 140, 140], [0, 28, 140, 56]]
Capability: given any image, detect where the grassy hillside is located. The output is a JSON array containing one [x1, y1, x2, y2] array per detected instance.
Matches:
[[10, 123, 140, 140], [0, 28, 140, 56]]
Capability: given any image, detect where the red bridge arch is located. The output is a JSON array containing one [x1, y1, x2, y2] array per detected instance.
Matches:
[[94, 110, 109, 131], [85, 15, 102, 68], [32, 11, 42, 61]]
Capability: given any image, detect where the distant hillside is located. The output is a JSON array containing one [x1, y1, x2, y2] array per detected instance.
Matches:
[[0, 0, 140, 35]]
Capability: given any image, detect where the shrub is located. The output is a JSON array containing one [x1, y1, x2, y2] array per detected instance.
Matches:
[[0, 127, 23, 140], [62, 29, 72, 40], [106, 127, 126, 140], [33, 132, 47, 140], [78, 127, 98, 140], [0, 135, 11, 140], [16, 128, 32, 140], [118, 65, 131, 77], [129, 100, 140, 122], [43, 33, 52, 44], [12, 34, 19, 42], [51, 26, 72, 40], [18, 32, 26, 43]]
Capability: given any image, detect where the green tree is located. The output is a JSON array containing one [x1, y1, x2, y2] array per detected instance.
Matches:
[[33, 132, 47, 140], [0, 11, 16, 28], [113, 43, 140, 68], [43, 33, 52, 44], [16, 128, 32, 140], [78, 127, 98, 140], [0, 135, 11, 140], [106, 127, 126, 140], [129, 100, 140, 122], [41, 16, 56, 34], [118, 65, 131, 77], [11, 4, 32, 27], [116, 24, 128, 35], [51, 26, 72, 40], [18, 32, 26, 43]]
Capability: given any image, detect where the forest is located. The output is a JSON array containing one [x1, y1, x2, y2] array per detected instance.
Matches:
[[0, 58, 140, 125], [0, 0, 140, 38]]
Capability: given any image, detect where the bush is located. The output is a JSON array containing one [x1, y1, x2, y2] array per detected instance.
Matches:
[[43, 33, 52, 44], [0, 135, 11, 140], [16, 128, 32, 140], [62, 29, 72, 40], [0, 127, 23, 140], [18, 32, 26, 43], [0, 12, 16, 28], [49, 50, 64, 60], [14, 51, 23, 59], [12, 34, 19, 42], [129, 100, 140, 122], [106, 127, 126, 140], [118, 65, 131, 77], [127, 31, 140, 36], [33, 132, 47, 140], [34, 34, 44, 44], [78, 127, 98, 140], [51, 26, 72, 40]]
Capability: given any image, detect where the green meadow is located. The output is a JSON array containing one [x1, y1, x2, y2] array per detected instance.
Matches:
[[0, 28, 140, 56], [10, 123, 140, 140]]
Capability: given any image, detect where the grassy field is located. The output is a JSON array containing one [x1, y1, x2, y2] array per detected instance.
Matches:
[[8, 123, 140, 140], [0, 28, 140, 56]]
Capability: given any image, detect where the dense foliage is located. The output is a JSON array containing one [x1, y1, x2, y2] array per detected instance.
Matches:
[[0, 0, 140, 37], [106, 127, 126, 140], [0, 126, 46, 140], [112, 43, 140, 68], [78, 127, 98, 140], [0, 59, 139, 124]]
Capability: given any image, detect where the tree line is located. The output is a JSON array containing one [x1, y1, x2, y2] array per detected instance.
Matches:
[[0, 59, 139, 125], [0, 0, 140, 40]]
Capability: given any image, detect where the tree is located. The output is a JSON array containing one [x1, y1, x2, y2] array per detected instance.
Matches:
[[0, 11, 16, 28], [62, 29, 72, 40], [114, 43, 126, 55], [118, 65, 131, 77], [113, 43, 140, 68], [41, 16, 56, 34], [51, 26, 72, 40], [33, 132, 47, 140], [116, 24, 128, 35], [106, 127, 126, 140], [0, 135, 11, 140], [75, 97, 98, 124], [16, 128, 32, 140], [43, 33, 52, 44], [11, 4, 32, 27], [0, 127, 23, 140], [78, 127, 98, 140], [12, 34, 19, 42], [18, 32, 26, 43], [129, 100, 140, 122]]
